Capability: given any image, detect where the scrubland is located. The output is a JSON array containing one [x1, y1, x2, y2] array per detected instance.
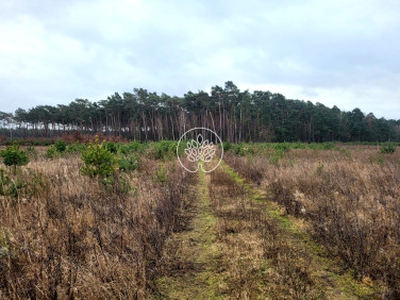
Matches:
[[0, 142, 194, 299], [0, 140, 399, 299], [225, 143, 400, 298]]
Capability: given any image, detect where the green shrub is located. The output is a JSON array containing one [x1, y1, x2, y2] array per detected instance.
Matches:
[[0, 143, 29, 172], [118, 153, 138, 172], [234, 143, 245, 156], [81, 136, 117, 178], [0, 169, 11, 195], [0, 168, 26, 199], [46, 141, 69, 159], [269, 149, 285, 165], [222, 141, 232, 152], [104, 141, 118, 154], [66, 143, 85, 154], [128, 141, 144, 152], [54, 140, 67, 152], [273, 143, 291, 152], [154, 140, 176, 160], [117, 143, 130, 155], [45, 145, 58, 159], [380, 143, 396, 154], [154, 163, 168, 183], [292, 142, 306, 149]]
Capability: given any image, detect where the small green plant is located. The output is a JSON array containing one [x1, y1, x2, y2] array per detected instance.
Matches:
[[0, 143, 29, 173], [128, 140, 143, 152], [380, 143, 396, 154], [154, 163, 168, 183], [234, 143, 246, 156], [222, 141, 232, 152], [54, 140, 67, 152], [273, 143, 291, 153], [154, 140, 176, 160], [81, 136, 117, 178], [118, 153, 138, 172], [0, 168, 26, 199], [0, 168, 11, 195], [292, 142, 306, 149], [45, 145, 57, 159], [105, 141, 118, 154], [268, 148, 285, 165], [66, 143, 85, 154]]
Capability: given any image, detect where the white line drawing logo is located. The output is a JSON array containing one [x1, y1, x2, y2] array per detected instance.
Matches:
[[177, 127, 224, 173]]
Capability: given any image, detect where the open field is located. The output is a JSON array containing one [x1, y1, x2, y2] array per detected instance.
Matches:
[[0, 141, 399, 299]]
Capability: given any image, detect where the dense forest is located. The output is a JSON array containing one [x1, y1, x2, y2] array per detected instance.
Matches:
[[0, 81, 399, 142]]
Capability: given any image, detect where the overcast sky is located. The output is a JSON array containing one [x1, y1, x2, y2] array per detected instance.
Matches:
[[1, 0, 399, 119]]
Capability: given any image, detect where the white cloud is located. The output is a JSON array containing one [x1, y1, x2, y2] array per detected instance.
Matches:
[[0, 0, 399, 120]]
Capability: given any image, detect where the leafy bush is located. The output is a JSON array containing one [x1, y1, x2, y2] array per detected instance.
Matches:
[[154, 163, 168, 183], [380, 143, 396, 154], [292, 142, 307, 149], [0, 168, 27, 198], [81, 136, 117, 178], [154, 140, 177, 160], [118, 153, 138, 172], [66, 143, 86, 154], [54, 140, 67, 152], [233, 143, 245, 156], [128, 141, 145, 152], [0, 168, 11, 195], [273, 143, 291, 153], [269, 149, 285, 165], [0, 143, 29, 172], [46, 141, 69, 159], [104, 141, 118, 154], [45, 145, 58, 159], [222, 141, 232, 152]]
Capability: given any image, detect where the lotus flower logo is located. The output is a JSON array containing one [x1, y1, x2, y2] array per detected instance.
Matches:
[[177, 127, 223, 173], [185, 134, 216, 163]]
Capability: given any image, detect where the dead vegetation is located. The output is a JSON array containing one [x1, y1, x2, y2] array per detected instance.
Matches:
[[0, 153, 193, 299], [1, 142, 398, 299], [225, 146, 400, 298], [208, 169, 323, 299]]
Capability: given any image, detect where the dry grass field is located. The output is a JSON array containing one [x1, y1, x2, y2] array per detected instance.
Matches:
[[225, 144, 400, 298], [0, 142, 399, 299], [0, 147, 194, 299]]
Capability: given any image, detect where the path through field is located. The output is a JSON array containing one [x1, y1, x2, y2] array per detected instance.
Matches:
[[155, 162, 380, 299]]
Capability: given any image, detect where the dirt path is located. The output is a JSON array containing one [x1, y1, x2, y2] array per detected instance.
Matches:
[[155, 171, 226, 299], [155, 163, 381, 299]]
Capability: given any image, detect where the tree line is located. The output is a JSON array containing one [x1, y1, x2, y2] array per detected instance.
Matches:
[[0, 81, 399, 143]]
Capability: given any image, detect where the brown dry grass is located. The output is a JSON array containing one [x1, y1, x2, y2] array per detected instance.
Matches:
[[0, 153, 193, 299], [208, 169, 323, 299], [225, 146, 400, 298]]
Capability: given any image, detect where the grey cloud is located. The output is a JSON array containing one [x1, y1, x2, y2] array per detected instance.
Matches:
[[0, 0, 399, 119]]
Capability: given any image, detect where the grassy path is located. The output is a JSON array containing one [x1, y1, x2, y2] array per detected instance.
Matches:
[[155, 171, 226, 299], [155, 162, 381, 299], [221, 161, 382, 299]]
